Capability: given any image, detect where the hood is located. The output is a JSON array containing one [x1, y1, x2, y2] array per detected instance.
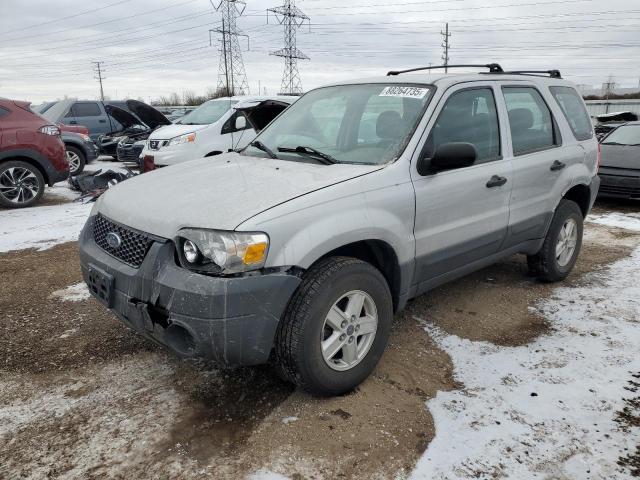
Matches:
[[148, 122, 210, 139], [597, 111, 638, 123], [125, 99, 171, 129], [600, 144, 640, 169], [105, 104, 146, 130], [97, 152, 381, 238]]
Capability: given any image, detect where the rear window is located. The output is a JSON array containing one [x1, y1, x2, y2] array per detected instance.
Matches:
[[550, 86, 593, 141], [601, 124, 640, 146], [73, 102, 102, 117]]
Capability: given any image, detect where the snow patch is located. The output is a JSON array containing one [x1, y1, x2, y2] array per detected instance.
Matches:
[[0, 202, 92, 252], [281, 416, 298, 425], [411, 247, 640, 479], [50, 282, 90, 302], [588, 212, 640, 232], [247, 470, 290, 480]]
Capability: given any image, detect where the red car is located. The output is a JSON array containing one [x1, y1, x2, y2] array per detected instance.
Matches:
[[0, 98, 68, 208]]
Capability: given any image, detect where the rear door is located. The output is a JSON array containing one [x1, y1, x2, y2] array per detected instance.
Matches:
[[497, 83, 581, 248], [411, 82, 513, 291], [72, 101, 109, 140]]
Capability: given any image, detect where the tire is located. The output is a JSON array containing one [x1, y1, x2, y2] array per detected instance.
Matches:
[[275, 256, 393, 396], [0, 160, 45, 209], [65, 145, 86, 176], [527, 199, 583, 282]]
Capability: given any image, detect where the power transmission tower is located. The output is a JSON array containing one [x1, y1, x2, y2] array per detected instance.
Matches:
[[92, 61, 105, 101], [440, 23, 451, 73], [210, 0, 249, 96], [267, 0, 309, 95]]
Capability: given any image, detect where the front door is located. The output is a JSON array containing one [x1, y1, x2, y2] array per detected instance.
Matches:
[[411, 82, 513, 291]]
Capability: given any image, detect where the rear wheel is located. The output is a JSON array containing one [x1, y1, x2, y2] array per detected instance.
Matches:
[[275, 256, 393, 396], [527, 199, 583, 282], [0, 161, 45, 208], [66, 145, 86, 176]]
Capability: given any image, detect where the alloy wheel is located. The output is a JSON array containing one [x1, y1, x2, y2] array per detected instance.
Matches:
[[66, 150, 81, 174], [556, 218, 578, 267], [0, 166, 40, 205], [321, 290, 378, 371]]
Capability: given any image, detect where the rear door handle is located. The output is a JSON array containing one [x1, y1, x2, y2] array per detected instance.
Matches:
[[550, 160, 566, 171], [486, 175, 507, 188]]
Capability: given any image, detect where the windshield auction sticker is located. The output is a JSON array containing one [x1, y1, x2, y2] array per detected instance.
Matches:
[[379, 86, 429, 98]]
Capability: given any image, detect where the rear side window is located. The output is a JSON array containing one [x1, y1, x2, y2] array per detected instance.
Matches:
[[73, 102, 102, 117], [423, 87, 501, 163], [0, 106, 10, 119], [503, 87, 560, 155], [550, 86, 593, 141]]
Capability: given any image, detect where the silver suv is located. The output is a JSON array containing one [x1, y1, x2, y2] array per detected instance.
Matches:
[[79, 64, 599, 396]]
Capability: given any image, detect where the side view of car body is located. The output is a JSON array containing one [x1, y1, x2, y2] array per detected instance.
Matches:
[[79, 66, 599, 395], [598, 121, 640, 199], [0, 98, 68, 208], [140, 95, 296, 167]]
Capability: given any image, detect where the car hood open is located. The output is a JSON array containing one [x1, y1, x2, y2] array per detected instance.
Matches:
[[97, 152, 382, 237], [125, 99, 171, 129], [104, 104, 146, 130]]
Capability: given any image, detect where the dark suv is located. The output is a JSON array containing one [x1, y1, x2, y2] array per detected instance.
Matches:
[[0, 98, 68, 208]]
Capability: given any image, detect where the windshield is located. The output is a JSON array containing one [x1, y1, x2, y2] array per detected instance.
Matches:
[[242, 84, 433, 165], [177, 99, 237, 125], [603, 124, 640, 146]]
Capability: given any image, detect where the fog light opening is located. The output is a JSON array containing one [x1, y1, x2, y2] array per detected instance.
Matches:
[[165, 324, 197, 356]]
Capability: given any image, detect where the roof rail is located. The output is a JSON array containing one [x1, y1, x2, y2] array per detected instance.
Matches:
[[387, 63, 504, 76], [501, 69, 562, 79]]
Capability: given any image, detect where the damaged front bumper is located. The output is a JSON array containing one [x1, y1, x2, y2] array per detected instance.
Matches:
[[78, 216, 302, 366]]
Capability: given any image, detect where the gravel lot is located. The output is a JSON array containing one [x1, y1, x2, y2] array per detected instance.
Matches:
[[0, 186, 638, 479]]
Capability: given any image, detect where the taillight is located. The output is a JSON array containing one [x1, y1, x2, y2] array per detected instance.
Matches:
[[597, 142, 601, 171], [39, 125, 60, 136]]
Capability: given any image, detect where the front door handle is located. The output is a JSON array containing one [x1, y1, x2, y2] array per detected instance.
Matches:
[[486, 175, 507, 188], [550, 160, 566, 171]]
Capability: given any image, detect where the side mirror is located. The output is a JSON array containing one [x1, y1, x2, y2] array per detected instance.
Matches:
[[235, 115, 247, 131], [417, 142, 477, 175]]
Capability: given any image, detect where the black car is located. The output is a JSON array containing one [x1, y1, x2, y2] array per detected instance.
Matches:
[[116, 138, 146, 165], [98, 100, 171, 158], [61, 131, 98, 176], [598, 121, 640, 199]]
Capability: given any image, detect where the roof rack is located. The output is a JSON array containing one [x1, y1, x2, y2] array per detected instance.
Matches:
[[501, 69, 562, 79], [387, 63, 504, 76]]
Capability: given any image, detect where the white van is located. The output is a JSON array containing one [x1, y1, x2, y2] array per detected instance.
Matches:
[[140, 95, 296, 166]]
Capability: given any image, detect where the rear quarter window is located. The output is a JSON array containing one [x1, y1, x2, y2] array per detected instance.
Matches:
[[550, 86, 593, 141], [0, 106, 10, 119]]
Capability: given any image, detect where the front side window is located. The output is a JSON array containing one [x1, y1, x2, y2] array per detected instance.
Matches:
[[73, 102, 102, 117], [221, 111, 251, 134], [178, 99, 237, 125], [503, 87, 559, 155], [243, 84, 433, 165], [422, 87, 501, 164], [601, 124, 640, 146], [550, 86, 593, 141]]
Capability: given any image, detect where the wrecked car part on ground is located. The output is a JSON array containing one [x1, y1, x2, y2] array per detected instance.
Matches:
[[79, 65, 600, 396]]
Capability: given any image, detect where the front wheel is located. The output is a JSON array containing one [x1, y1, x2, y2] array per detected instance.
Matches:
[[0, 160, 45, 208], [527, 199, 583, 282], [66, 146, 86, 176], [275, 257, 393, 396]]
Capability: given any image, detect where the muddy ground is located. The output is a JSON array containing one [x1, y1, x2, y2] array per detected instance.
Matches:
[[0, 202, 638, 479]]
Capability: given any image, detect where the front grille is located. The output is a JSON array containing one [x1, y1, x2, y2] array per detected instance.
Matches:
[[93, 215, 154, 268], [117, 143, 144, 162], [599, 183, 640, 197]]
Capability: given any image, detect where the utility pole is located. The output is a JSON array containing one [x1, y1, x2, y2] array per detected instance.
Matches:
[[441, 23, 451, 73], [92, 61, 105, 101], [210, 0, 249, 96], [267, 0, 310, 95]]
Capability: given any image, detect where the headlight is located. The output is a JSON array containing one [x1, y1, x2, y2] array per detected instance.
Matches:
[[80, 134, 91, 142], [167, 132, 196, 147], [177, 229, 269, 274]]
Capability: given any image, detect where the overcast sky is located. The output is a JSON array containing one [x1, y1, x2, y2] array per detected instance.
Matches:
[[0, 0, 638, 103]]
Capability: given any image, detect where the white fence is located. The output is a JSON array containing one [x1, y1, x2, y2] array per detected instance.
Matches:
[[585, 99, 640, 118]]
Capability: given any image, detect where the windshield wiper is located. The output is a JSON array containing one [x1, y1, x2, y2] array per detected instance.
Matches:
[[277, 145, 338, 165], [250, 140, 278, 159]]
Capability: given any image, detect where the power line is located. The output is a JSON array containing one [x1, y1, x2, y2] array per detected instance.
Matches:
[[267, 0, 310, 95]]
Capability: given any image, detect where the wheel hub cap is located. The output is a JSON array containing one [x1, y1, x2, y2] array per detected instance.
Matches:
[[321, 290, 378, 372], [0, 167, 39, 204], [556, 218, 578, 267]]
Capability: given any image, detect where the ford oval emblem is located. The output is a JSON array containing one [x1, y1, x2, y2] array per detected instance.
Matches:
[[105, 232, 122, 249]]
